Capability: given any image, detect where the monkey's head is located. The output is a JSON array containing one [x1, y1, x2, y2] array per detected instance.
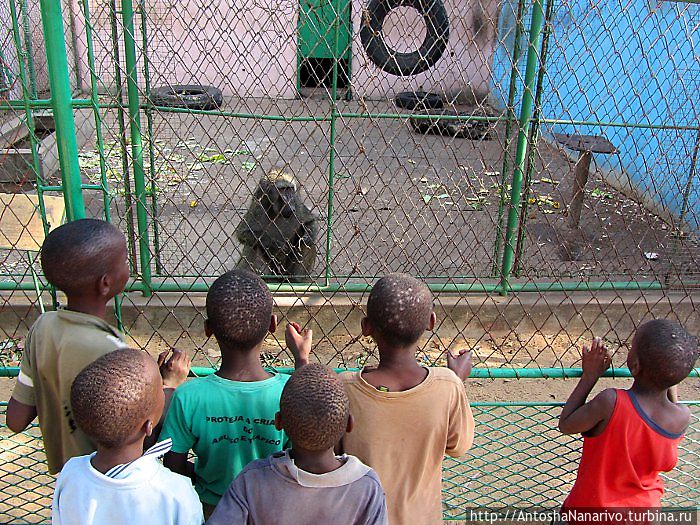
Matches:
[[260, 169, 299, 219]]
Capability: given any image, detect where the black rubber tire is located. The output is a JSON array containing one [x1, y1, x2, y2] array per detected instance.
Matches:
[[410, 110, 493, 140], [394, 91, 444, 110], [360, 0, 450, 76], [149, 85, 223, 110]]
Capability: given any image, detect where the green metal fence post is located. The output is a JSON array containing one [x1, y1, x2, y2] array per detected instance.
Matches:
[[499, 0, 546, 295], [120, 0, 153, 295], [492, 0, 525, 277], [514, 0, 554, 276], [39, 0, 85, 220], [324, 0, 342, 286]]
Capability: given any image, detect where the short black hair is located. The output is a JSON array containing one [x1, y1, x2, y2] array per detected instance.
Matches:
[[40, 219, 125, 295], [633, 319, 698, 389], [70, 349, 160, 448], [280, 364, 349, 451], [206, 269, 273, 349], [367, 273, 433, 346]]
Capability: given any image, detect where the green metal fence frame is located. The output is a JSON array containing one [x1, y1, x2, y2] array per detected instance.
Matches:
[[1, 0, 698, 296]]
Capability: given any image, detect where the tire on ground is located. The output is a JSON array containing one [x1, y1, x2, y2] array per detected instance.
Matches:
[[394, 91, 444, 111], [410, 110, 493, 140], [149, 85, 224, 110], [360, 0, 450, 76]]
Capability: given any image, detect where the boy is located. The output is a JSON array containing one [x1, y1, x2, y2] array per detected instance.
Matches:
[[6, 219, 188, 472], [289, 273, 475, 525], [52, 349, 203, 525], [208, 364, 387, 525], [161, 269, 290, 516], [559, 320, 697, 516]]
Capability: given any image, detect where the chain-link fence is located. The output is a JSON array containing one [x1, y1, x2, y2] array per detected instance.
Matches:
[[2, 401, 698, 523], [0, 0, 699, 521]]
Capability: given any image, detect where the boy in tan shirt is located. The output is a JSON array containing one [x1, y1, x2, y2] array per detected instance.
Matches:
[[6, 219, 189, 473], [288, 273, 474, 524]]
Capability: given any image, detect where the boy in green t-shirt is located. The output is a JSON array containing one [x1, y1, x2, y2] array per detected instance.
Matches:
[[6, 219, 189, 474], [161, 269, 292, 517]]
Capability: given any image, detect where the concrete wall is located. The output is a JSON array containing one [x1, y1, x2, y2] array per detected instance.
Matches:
[[349, 0, 502, 101], [81, 0, 299, 98], [74, 0, 502, 102], [491, 0, 700, 230], [0, 0, 50, 100]]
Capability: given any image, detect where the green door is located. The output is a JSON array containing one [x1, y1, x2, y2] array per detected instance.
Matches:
[[297, 0, 352, 93]]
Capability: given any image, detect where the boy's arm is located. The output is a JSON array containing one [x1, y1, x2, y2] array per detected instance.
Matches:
[[6, 397, 37, 433], [8, 336, 38, 433], [285, 322, 312, 369], [558, 337, 615, 435], [144, 349, 191, 449], [164, 451, 195, 482], [446, 377, 475, 457], [447, 349, 473, 382]]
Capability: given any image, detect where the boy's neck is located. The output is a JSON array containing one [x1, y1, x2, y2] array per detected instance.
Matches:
[[90, 439, 144, 474], [66, 296, 109, 320], [630, 380, 668, 400], [216, 343, 272, 381], [289, 446, 342, 475], [375, 345, 423, 371]]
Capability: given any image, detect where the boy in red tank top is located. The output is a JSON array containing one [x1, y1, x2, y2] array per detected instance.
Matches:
[[558, 320, 697, 522]]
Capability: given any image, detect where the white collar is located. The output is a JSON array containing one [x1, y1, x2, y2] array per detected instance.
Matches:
[[103, 438, 172, 479], [272, 450, 371, 488]]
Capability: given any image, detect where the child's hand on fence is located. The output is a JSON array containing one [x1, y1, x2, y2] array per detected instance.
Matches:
[[447, 349, 473, 383], [581, 337, 611, 381], [286, 322, 312, 369], [158, 349, 191, 388]]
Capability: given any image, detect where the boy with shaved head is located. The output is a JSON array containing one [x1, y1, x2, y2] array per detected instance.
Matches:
[[7, 219, 188, 473], [289, 273, 474, 525], [559, 320, 698, 517], [208, 364, 387, 525], [162, 269, 290, 517], [52, 349, 202, 525]]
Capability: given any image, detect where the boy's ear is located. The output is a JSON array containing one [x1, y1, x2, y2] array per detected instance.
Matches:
[[269, 315, 278, 333], [345, 413, 354, 434], [204, 319, 212, 338], [627, 353, 641, 376], [361, 317, 372, 337], [274, 411, 283, 431], [144, 419, 154, 437], [427, 311, 436, 331], [97, 274, 111, 297]]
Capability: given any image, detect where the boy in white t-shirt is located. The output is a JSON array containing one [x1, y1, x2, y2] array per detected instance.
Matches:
[[52, 349, 203, 525]]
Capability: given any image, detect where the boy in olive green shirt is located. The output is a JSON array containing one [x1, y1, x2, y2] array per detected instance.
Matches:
[[7, 219, 189, 474], [162, 270, 291, 516]]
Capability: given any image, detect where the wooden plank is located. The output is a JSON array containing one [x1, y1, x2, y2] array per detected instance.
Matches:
[[0, 193, 65, 251]]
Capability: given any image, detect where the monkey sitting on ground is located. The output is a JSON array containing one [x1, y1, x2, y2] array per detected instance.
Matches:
[[235, 170, 319, 282]]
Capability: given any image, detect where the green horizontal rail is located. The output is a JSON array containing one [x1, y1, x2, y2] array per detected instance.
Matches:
[[4, 366, 698, 379], [0, 279, 675, 293]]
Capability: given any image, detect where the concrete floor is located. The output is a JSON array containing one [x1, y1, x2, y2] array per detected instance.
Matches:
[[63, 97, 700, 285]]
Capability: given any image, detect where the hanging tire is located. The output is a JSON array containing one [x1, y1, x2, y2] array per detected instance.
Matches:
[[410, 110, 493, 140], [394, 91, 444, 111], [149, 85, 224, 110], [360, 0, 450, 76]]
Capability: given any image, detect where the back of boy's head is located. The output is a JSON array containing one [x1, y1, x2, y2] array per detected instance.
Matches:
[[367, 273, 433, 346], [70, 349, 159, 448], [206, 269, 273, 349], [280, 363, 349, 451], [41, 218, 125, 295], [633, 319, 698, 389]]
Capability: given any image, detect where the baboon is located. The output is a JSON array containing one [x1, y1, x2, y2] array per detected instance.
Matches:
[[235, 170, 319, 282]]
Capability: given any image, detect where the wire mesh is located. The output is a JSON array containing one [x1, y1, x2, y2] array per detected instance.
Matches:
[[1, 401, 698, 524], [0, 0, 699, 517]]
